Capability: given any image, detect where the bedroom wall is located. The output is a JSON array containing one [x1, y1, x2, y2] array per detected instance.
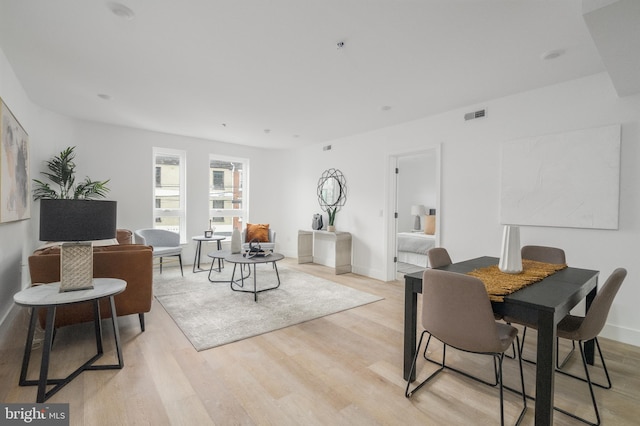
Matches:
[[397, 151, 437, 232], [282, 72, 640, 347]]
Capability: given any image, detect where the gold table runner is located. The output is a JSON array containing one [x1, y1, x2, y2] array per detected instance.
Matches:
[[467, 260, 568, 302]]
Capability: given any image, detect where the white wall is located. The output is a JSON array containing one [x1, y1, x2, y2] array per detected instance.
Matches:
[[281, 72, 640, 346], [46, 120, 284, 265], [2, 38, 639, 348]]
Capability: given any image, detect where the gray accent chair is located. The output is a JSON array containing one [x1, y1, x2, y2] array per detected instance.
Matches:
[[134, 228, 183, 276], [405, 269, 527, 425]]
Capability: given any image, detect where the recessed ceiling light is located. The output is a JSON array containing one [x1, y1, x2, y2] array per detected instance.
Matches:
[[381, 105, 392, 111], [541, 49, 565, 61], [97, 93, 112, 100], [107, 2, 135, 20]]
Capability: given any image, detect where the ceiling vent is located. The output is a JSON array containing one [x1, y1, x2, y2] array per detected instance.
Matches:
[[464, 109, 486, 121]]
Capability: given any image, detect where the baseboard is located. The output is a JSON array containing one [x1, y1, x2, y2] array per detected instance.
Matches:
[[601, 323, 640, 348], [0, 304, 21, 346]]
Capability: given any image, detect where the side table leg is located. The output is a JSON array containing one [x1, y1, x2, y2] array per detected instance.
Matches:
[[192, 241, 202, 273], [93, 300, 104, 355], [19, 307, 39, 385], [109, 296, 124, 368], [37, 307, 56, 403]]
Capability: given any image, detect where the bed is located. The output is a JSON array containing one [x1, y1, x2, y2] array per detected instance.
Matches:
[[397, 232, 436, 270]]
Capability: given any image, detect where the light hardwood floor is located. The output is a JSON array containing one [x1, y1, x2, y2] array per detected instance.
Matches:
[[1, 258, 639, 425]]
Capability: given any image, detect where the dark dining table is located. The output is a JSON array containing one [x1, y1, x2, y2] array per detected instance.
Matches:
[[403, 256, 599, 426]]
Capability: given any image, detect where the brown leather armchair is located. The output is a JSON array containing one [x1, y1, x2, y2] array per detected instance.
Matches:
[[28, 232, 153, 332]]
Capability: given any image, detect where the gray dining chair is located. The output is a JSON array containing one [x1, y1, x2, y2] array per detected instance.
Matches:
[[508, 245, 567, 364], [427, 247, 452, 268], [513, 268, 626, 426], [405, 269, 527, 425], [134, 228, 183, 276], [521, 245, 566, 264], [427, 246, 510, 366]]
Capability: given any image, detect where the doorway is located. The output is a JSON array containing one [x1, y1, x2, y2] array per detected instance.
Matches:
[[386, 146, 441, 281]]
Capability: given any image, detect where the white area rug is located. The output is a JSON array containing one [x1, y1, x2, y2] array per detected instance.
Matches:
[[154, 263, 383, 351]]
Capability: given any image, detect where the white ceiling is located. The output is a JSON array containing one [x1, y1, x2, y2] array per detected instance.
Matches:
[[0, 0, 637, 149]]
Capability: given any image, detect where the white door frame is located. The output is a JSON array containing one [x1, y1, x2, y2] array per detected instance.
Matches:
[[385, 144, 441, 281]]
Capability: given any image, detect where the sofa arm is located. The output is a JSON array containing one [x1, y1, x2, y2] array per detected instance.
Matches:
[[28, 245, 153, 329]]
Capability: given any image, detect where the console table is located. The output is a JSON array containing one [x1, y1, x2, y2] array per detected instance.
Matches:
[[297, 230, 352, 274]]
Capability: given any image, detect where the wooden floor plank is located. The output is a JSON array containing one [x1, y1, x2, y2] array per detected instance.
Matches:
[[2, 258, 639, 425]]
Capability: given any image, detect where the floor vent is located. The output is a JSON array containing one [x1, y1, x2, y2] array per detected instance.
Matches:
[[464, 109, 486, 121]]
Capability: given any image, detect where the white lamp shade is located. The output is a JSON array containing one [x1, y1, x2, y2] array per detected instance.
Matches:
[[411, 205, 426, 216]]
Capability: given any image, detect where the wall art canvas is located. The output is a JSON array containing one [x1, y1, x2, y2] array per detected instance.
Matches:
[[500, 124, 620, 230], [0, 97, 30, 223]]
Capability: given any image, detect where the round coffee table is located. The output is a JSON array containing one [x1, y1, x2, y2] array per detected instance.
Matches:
[[207, 249, 232, 283], [225, 252, 284, 301]]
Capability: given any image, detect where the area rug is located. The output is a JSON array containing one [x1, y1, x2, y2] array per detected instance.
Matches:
[[153, 264, 383, 351]]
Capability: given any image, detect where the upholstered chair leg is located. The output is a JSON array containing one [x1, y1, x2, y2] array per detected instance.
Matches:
[[160, 257, 163, 274], [178, 254, 184, 276], [138, 313, 145, 332]]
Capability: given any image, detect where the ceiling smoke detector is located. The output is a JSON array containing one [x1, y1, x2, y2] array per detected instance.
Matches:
[[541, 49, 565, 60], [107, 2, 135, 20]]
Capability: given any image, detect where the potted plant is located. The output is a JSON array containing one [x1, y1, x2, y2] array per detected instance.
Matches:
[[33, 146, 110, 200], [327, 207, 337, 232]]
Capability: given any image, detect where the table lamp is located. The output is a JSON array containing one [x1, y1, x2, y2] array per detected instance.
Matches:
[[39, 199, 117, 291], [411, 205, 426, 230]]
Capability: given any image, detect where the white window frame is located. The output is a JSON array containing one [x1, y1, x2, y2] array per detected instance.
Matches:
[[208, 154, 249, 235], [153, 147, 187, 244]]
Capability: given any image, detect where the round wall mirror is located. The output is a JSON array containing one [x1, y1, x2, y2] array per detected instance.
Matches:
[[317, 169, 347, 211], [321, 176, 341, 206]]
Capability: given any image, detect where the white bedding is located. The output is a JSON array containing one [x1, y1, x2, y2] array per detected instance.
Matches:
[[397, 232, 436, 269], [397, 232, 436, 255]]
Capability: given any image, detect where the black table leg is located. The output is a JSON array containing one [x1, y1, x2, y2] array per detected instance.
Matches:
[[535, 310, 557, 425], [584, 283, 597, 365], [403, 279, 419, 381]]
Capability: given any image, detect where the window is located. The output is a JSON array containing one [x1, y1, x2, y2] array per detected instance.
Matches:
[[153, 147, 187, 243], [209, 155, 248, 236], [212, 171, 225, 190]]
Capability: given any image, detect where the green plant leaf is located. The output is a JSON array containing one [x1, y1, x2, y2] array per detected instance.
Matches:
[[32, 146, 110, 200]]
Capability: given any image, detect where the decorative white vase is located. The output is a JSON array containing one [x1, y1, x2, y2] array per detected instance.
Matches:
[[231, 228, 241, 254], [499, 225, 522, 274]]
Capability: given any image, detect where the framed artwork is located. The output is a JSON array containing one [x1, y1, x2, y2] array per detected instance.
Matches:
[[0, 97, 30, 223], [500, 124, 620, 230]]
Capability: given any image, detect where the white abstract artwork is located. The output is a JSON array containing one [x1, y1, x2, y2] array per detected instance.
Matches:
[[500, 124, 620, 229]]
